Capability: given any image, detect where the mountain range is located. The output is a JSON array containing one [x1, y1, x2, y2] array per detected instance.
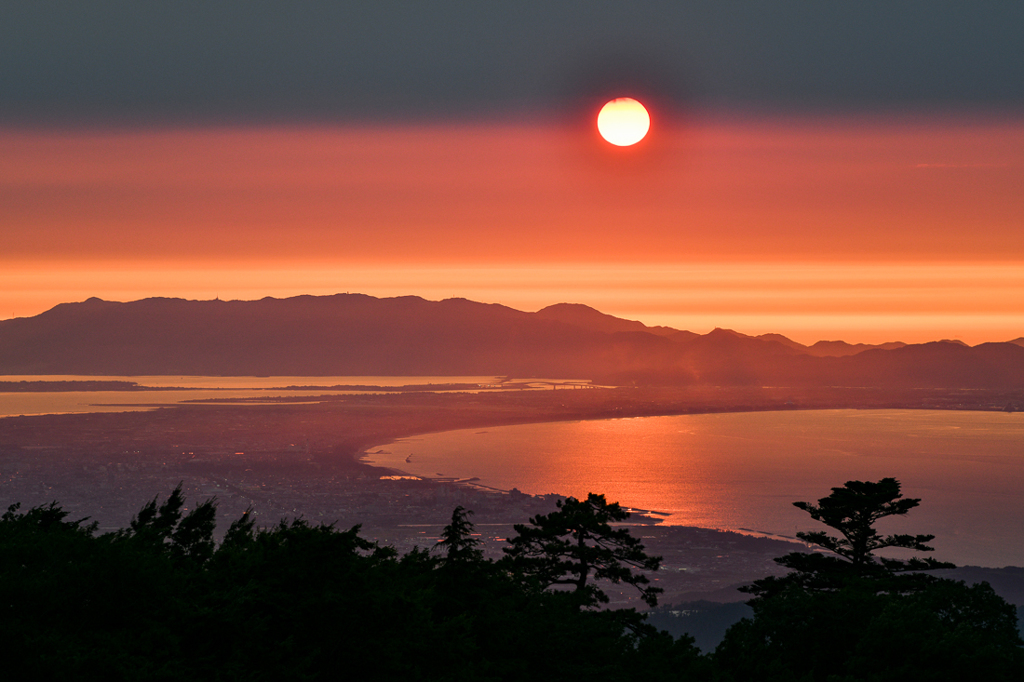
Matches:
[[1, 295, 1022, 389]]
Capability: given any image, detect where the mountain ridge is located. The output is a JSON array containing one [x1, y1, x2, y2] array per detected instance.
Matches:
[[1, 295, 1022, 389]]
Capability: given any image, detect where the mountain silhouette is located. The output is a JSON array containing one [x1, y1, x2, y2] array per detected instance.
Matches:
[[1, 295, 1022, 389], [805, 339, 907, 357], [534, 303, 678, 337]]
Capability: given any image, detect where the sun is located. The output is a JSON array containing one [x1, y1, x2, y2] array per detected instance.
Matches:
[[596, 98, 651, 146]]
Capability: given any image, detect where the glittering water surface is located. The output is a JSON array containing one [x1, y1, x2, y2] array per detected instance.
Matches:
[[367, 410, 1024, 567]]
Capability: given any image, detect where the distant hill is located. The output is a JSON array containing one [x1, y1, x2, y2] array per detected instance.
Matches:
[[746, 332, 910, 358], [2, 295, 1023, 389], [805, 340, 907, 357], [755, 333, 908, 357], [533, 303, 679, 336], [756, 333, 807, 351]]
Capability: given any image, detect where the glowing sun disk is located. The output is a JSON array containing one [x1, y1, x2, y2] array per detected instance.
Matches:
[[597, 98, 651, 146]]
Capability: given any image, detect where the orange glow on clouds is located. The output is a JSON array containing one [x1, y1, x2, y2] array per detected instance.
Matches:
[[1, 114, 1022, 344]]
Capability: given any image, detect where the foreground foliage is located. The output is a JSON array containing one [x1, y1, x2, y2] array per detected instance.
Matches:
[[0, 489, 704, 681], [503, 493, 663, 607], [718, 479, 1024, 681], [2, 480, 1021, 681]]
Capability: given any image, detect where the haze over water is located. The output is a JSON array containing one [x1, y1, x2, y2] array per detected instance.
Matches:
[[369, 410, 1024, 568]]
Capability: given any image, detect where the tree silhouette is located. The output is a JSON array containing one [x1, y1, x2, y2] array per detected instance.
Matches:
[[118, 482, 218, 564], [719, 478, 1023, 681], [435, 505, 483, 564], [0, 489, 710, 679], [793, 477, 951, 569], [745, 478, 954, 597], [503, 493, 662, 607]]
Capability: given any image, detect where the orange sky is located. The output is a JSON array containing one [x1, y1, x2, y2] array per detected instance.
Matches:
[[1, 112, 1022, 345]]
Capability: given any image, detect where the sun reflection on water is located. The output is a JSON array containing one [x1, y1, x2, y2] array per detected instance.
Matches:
[[371, 410, 1024, 567]]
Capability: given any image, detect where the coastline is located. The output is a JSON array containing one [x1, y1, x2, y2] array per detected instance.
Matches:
[[2, 388, 1023, 601], [354, 403, 1024, 567], [344, 382, 1023, 470]]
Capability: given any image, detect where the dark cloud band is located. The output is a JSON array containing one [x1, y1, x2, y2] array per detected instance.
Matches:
[[1, 2, 1022, 124]]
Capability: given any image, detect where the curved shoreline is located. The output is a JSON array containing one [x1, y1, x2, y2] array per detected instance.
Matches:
[[2, 389, 1022, 574], [356, 406, 1024, 566], [351, 394, 1022, 473]]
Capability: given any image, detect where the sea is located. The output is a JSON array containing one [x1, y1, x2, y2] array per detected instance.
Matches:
[[0, 375, 511, 418], [365, 410, 1024, 568]]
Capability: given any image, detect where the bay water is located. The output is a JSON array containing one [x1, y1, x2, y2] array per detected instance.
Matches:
[[367, 410, 1024, 567]]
